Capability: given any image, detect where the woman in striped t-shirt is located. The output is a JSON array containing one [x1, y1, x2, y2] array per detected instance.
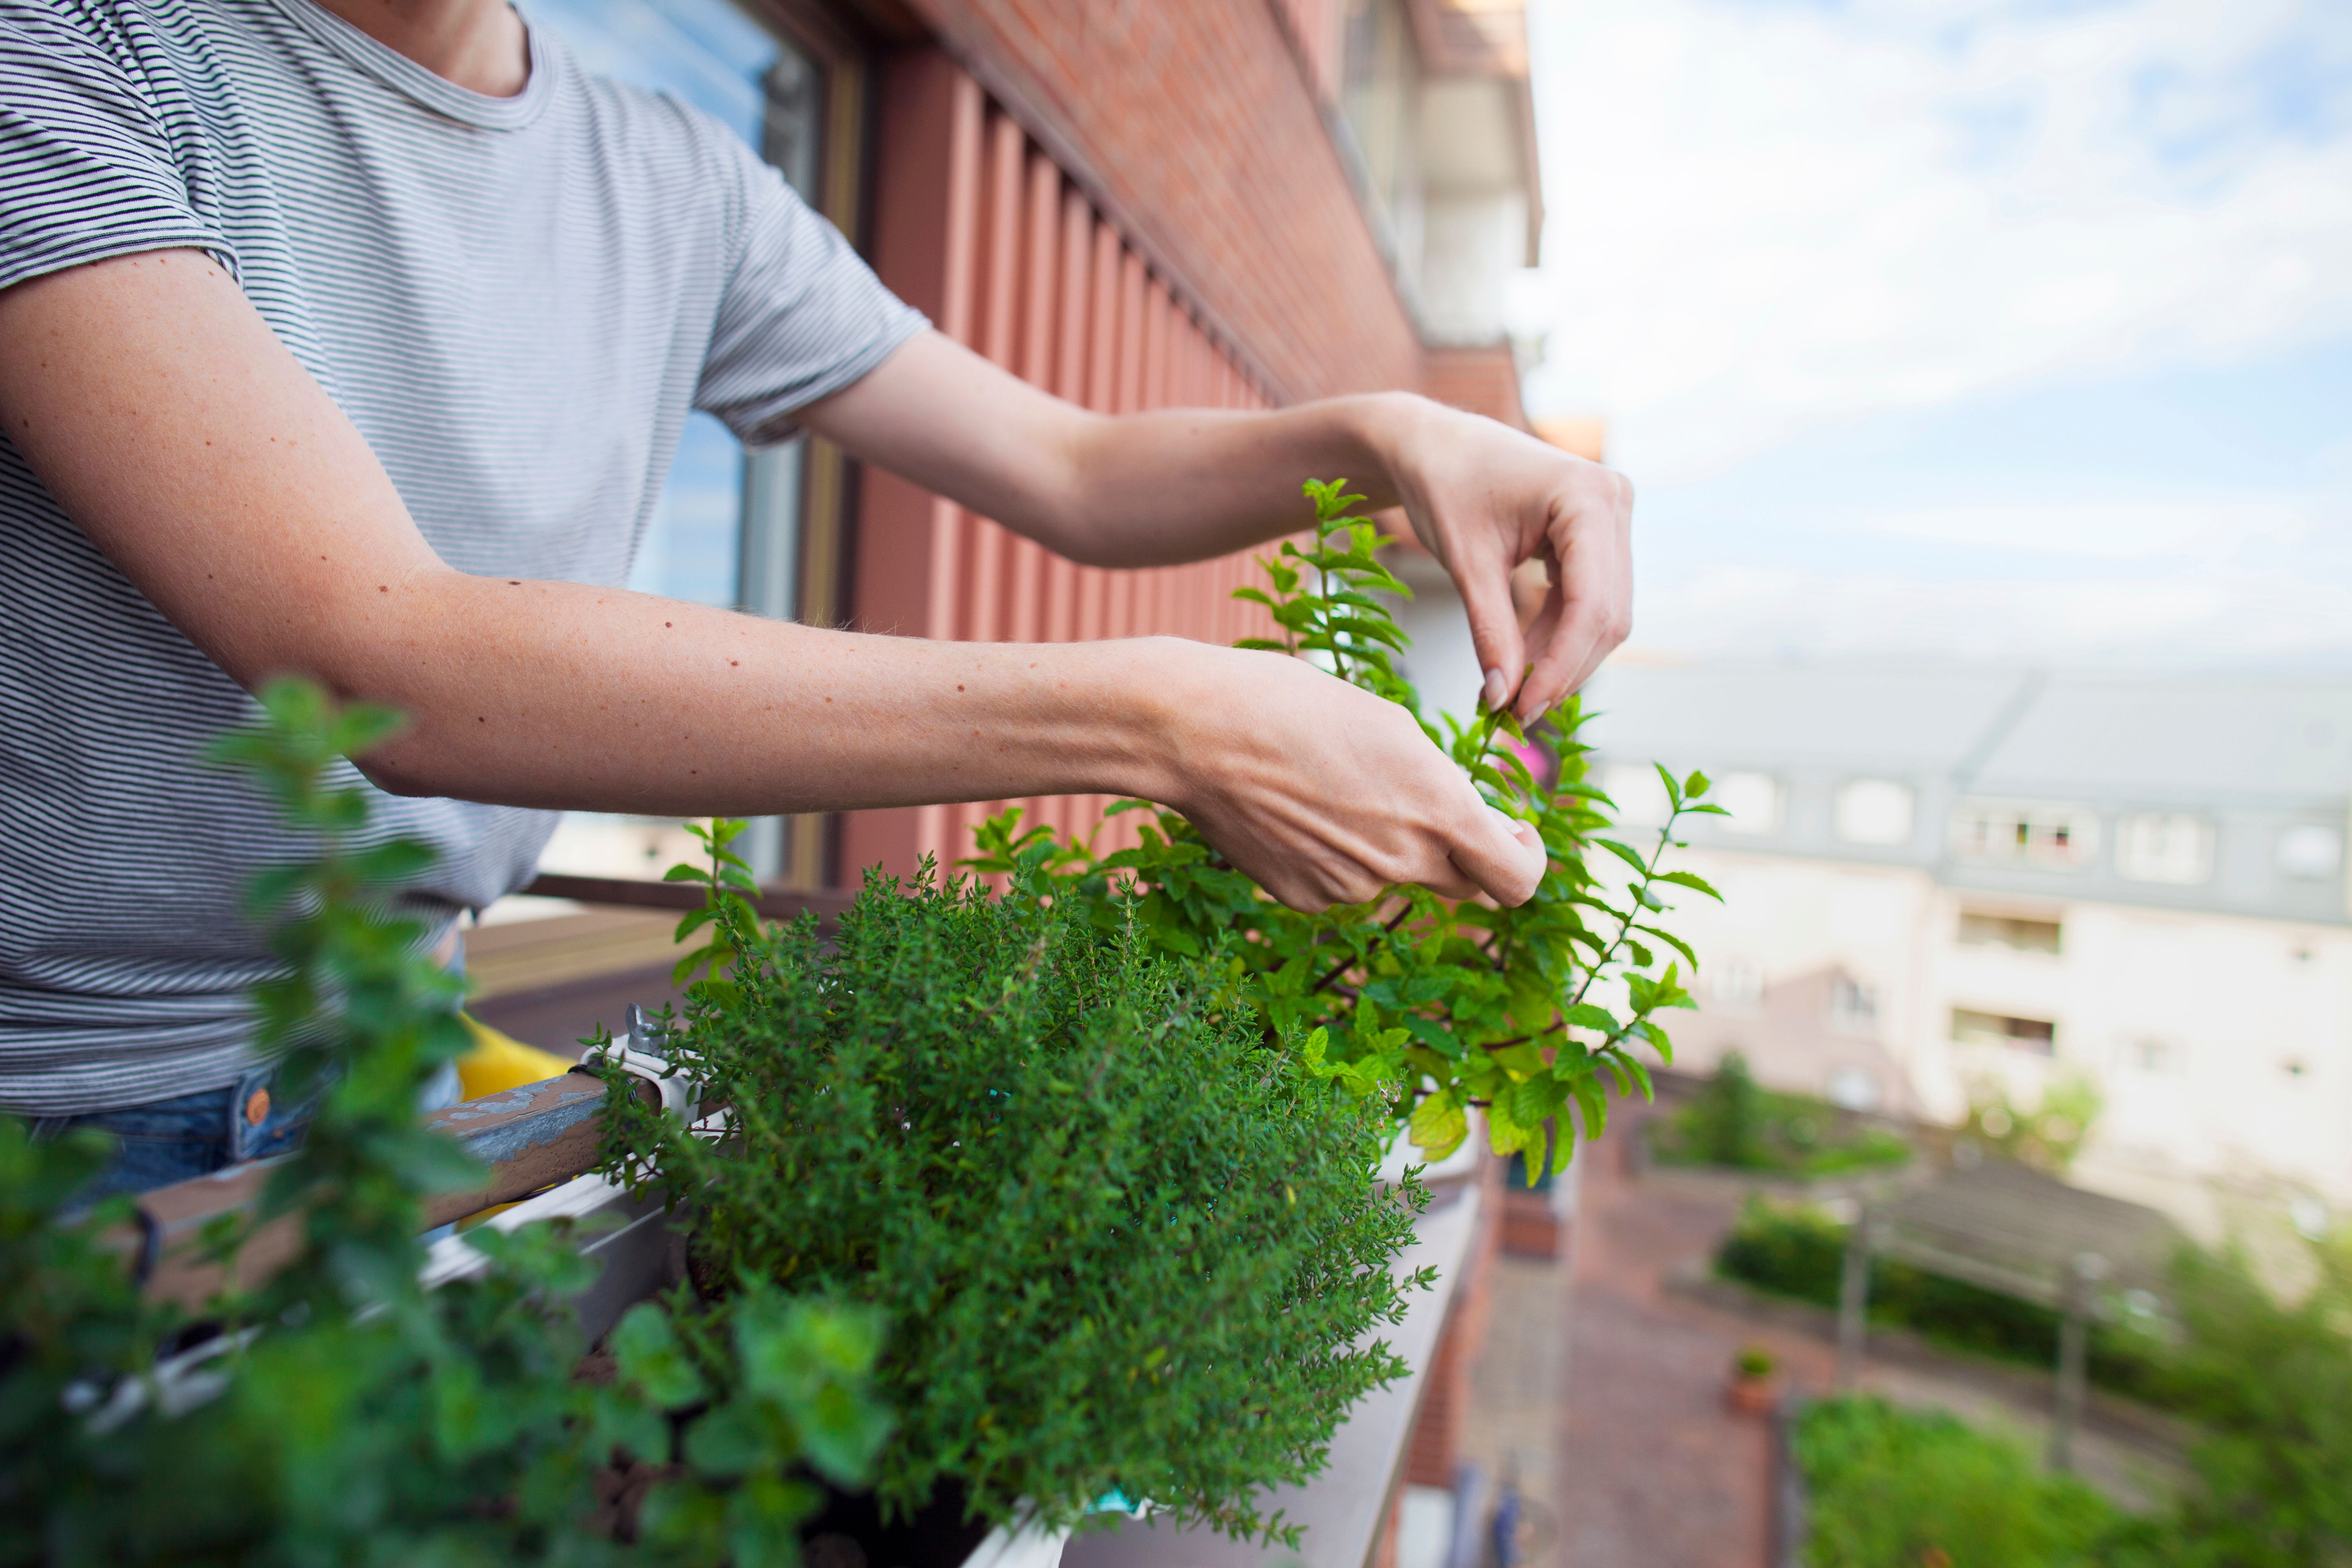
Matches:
[[0, 0, 1633, 1196]]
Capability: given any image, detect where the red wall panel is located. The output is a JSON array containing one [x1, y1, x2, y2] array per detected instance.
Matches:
[[843, 53, 1286, 883]]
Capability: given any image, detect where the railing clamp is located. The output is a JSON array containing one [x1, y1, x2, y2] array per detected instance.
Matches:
[[579, 1004, 702, 1122]]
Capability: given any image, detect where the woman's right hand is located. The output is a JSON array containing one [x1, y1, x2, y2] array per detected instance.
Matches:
[[1130, 641, 1547, 913]]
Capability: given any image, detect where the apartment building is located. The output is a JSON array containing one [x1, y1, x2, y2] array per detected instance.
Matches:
[[1582, 661, 2352, 1237]]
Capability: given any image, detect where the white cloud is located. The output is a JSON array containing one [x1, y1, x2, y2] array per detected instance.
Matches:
[[1521, 0, 2352, 483], [1858, 495, 2315, 560], [1636, 561, 2352, 667]]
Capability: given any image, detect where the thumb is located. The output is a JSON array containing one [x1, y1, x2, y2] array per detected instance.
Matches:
[[1455, 550, 1529, 715], [1447, 799, 1547, 908]]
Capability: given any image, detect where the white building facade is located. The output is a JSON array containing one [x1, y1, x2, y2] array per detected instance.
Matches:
[[1582, 663, 2352, 1240]]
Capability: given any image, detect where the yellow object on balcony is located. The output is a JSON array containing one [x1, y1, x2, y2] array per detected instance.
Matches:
[[456, 1013, 576, 1100]]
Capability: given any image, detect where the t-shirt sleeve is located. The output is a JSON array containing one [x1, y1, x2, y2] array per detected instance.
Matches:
[[0, 0, 233, 293], [695, 147, 927, 448]]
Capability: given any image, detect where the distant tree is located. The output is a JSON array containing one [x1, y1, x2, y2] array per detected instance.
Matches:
[[1689, 1051, 1769, 1167], [2134, 1237, 2352, 1567], [1963, 1073, 2102, 1174]]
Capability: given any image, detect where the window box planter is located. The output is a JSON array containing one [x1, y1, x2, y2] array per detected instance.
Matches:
[[407, 1067, 1475, 1568]]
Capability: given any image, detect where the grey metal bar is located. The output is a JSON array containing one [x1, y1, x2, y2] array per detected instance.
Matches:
[[2047, 1251, 2106, 1472], [521, 872, 852, 926], [1835, 1210, 1874, 1392], [132, 1068, 657, 1309]]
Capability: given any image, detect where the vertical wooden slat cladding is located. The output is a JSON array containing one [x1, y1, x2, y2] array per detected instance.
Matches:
[[1272, 0, 1344, 102], [897, 0, 1420, 401], [845, 52, 1285, 882]]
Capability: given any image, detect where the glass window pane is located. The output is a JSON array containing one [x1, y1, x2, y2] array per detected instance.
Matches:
[[523, 0, 782, 145], [628, 410, 747, 607]]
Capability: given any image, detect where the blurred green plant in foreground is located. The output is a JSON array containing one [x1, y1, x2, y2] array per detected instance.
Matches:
[[0, 680, 886, 1568]]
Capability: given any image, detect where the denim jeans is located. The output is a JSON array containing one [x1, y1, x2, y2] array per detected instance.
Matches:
[[29, 938, 468, 1203], [28, 1063, 315, 1205]]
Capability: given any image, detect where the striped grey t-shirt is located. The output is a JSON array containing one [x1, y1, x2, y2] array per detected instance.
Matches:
[[0, 0, 926, 1113]]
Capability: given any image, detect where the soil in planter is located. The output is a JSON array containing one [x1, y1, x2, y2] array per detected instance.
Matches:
[[800, 1478, 992, 1568]]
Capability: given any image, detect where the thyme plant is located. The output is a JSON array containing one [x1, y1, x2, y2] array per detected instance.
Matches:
[[968, 478, 1723, 1179], [0, 680, 883, 1568], [600, 876, 1425, 1545]]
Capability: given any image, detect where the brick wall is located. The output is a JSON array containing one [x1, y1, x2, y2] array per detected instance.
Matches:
[[1272, 0, 1346, 102], [1425, 344, 1531, 432], [895, 0, 1422, 403], [841, 52, 1294, 880], [833, 19, 1541, 881]]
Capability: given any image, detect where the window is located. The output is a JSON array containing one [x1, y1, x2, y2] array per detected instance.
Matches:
[[1956, 910, 2062, 955], [526, 0, 829, 620], [2115, 812, 2213, 886], [1834, 779, 1914, 845], [1339, 0, 1424, 264], [2278, 823, 2344, 881], [1710, 956, 1764, 1012], [1949, 799, 2097, 869], [1715, 771, 1783, 836], [1952, 1008, 2056, 1055], [1829, 975, 1879, 1035]]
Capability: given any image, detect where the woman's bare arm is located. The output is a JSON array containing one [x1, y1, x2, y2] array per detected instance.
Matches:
[[0, 250, 1543, 911], [804, 330, 1634, 720]]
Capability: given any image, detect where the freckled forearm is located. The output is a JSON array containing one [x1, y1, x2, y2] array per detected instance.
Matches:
[[1047, 395, 1412, 567], [345, 573, 1187, 817], [801, 331, 1420, 569], [0, 255, 1196, 823]]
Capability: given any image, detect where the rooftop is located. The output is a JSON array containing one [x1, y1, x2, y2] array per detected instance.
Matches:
[[1582, 660, 2352, 926]]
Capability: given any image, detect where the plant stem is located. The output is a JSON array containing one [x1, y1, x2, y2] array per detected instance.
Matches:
[[1307, 904, 1414, 997], [1568, 810, 1684, 1011]]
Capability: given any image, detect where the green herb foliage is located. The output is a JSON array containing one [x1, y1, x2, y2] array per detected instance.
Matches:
[[965, 478, 1721, 1180], [2138, 1239, 2352, 1566], [1794, 1396, 2129, 1568], [1649, 1054, 1911, 1176], [0, 680, 884, 1568], [599, 873, 1426, 1544], [1963, 1074, 2103, 1176]]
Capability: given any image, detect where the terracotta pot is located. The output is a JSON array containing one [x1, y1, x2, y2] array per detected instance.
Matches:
[[1726, 1372, 1778, 1416]]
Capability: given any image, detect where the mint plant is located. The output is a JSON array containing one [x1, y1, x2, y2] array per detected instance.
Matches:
[[968, 478, 1723, 1181], [1, 680, 884, 1568]]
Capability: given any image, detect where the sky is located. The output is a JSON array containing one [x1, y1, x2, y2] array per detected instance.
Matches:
[[1516, 0, 2352, 669]]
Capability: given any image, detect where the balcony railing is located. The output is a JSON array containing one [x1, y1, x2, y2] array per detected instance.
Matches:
[[114, 1005, 1490, 1568]]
